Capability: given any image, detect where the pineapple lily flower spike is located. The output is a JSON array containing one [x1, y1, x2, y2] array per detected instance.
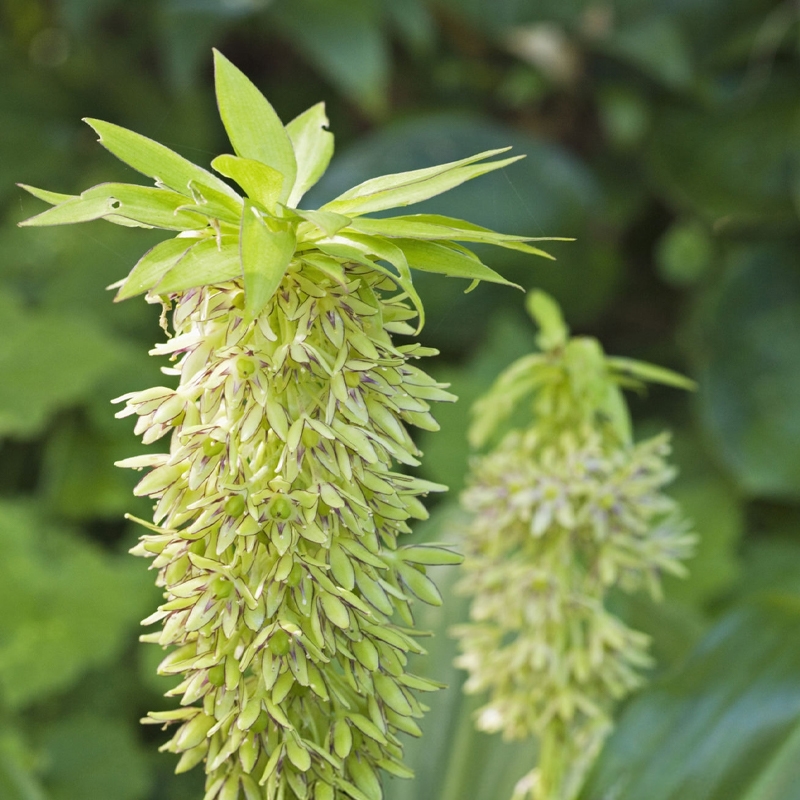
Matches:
[[454, 292, 696, 800], [19, 51, 563, 800]]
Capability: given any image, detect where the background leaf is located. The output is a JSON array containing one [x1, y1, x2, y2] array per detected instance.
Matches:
[[690, 245, 800, 501], [580, 596, 800, 800], [0, 502, 152, 708], [0, 292, 127, 438], [41, 714, 152, 800], [271, 0, 390, 118]]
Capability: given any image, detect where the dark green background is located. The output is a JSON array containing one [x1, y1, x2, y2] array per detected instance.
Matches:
[[1, 1, 799, 798]]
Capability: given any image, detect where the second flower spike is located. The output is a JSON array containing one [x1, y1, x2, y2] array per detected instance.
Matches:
[[454, 292, 695, 800]]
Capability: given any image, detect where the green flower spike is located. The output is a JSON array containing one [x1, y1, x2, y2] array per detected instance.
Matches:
[[18, 51, 561, 800], [453, 292, 696, 800]]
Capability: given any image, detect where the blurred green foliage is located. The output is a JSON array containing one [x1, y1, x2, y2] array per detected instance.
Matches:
[[1, 0, 799, 797]]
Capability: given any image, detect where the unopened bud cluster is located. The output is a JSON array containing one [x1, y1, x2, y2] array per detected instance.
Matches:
[[453, 294, 694, 800], [118, 264, 459, 800]]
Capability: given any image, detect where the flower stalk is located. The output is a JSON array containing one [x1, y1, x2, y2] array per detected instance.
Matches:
[[18, 50, 558, 800], [453, 292, 695, 800]]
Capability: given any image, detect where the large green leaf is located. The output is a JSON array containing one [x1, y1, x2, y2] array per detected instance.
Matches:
[[660, 434, 744, 610], [0, 502, 152, 708], [41, 417, 151, 521], [0, 292, 124, 438], [213, 49, 297, 202], [601, 16, 693, 89], [646, 84, 800, 227], [581, 596, 800, 800], [270, 0, 390, 117], [691, 244, 800, 500], [41, 714, 151, 800], [0, 729, 46, 800]]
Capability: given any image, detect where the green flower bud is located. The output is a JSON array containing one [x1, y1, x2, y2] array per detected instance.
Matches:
[[235, 356, 256, 379], [207, 664, 225, 687], [211, 575, 234, 599], [224, 495, 246, 517], [203, 439, 225, 458], [250, 710, 270, 734], [269, 629, 291, 657], [267, 496, 293, 522], [286, 563, 304, 587]]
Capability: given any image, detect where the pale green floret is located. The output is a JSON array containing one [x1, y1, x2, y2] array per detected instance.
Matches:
[[454, 292, 694, 800], [18, 50, 560, 800]]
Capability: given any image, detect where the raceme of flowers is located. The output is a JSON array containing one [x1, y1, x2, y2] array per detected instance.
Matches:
[[453, 292, 695, 800], [18, 51, 558, 800]]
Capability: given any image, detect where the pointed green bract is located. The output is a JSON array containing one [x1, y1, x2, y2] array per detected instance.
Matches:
[[323, 153, 525, 216], [286, 102, 335, 208], [606, 356, 697, 391], [330, 147, 511, 201], [394, 239, 522, 289], [84, 183, 208, 229], [240, 202, 296, 320], [213, 49, 297, 203], [334, 232, 426, 330], [348, 215, 536, 242], [84, 118, 239, 200], [382, 214, 574, 242], [115, 238, 193, 301], [17, 183, 74, 205], [211, 154, 284, 211], [347, 215, 559, 258], [155, 236, 241, 294], [293, 208, 351, 237], [18, 193, 118, 226], [19, 183, 209, 230]]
